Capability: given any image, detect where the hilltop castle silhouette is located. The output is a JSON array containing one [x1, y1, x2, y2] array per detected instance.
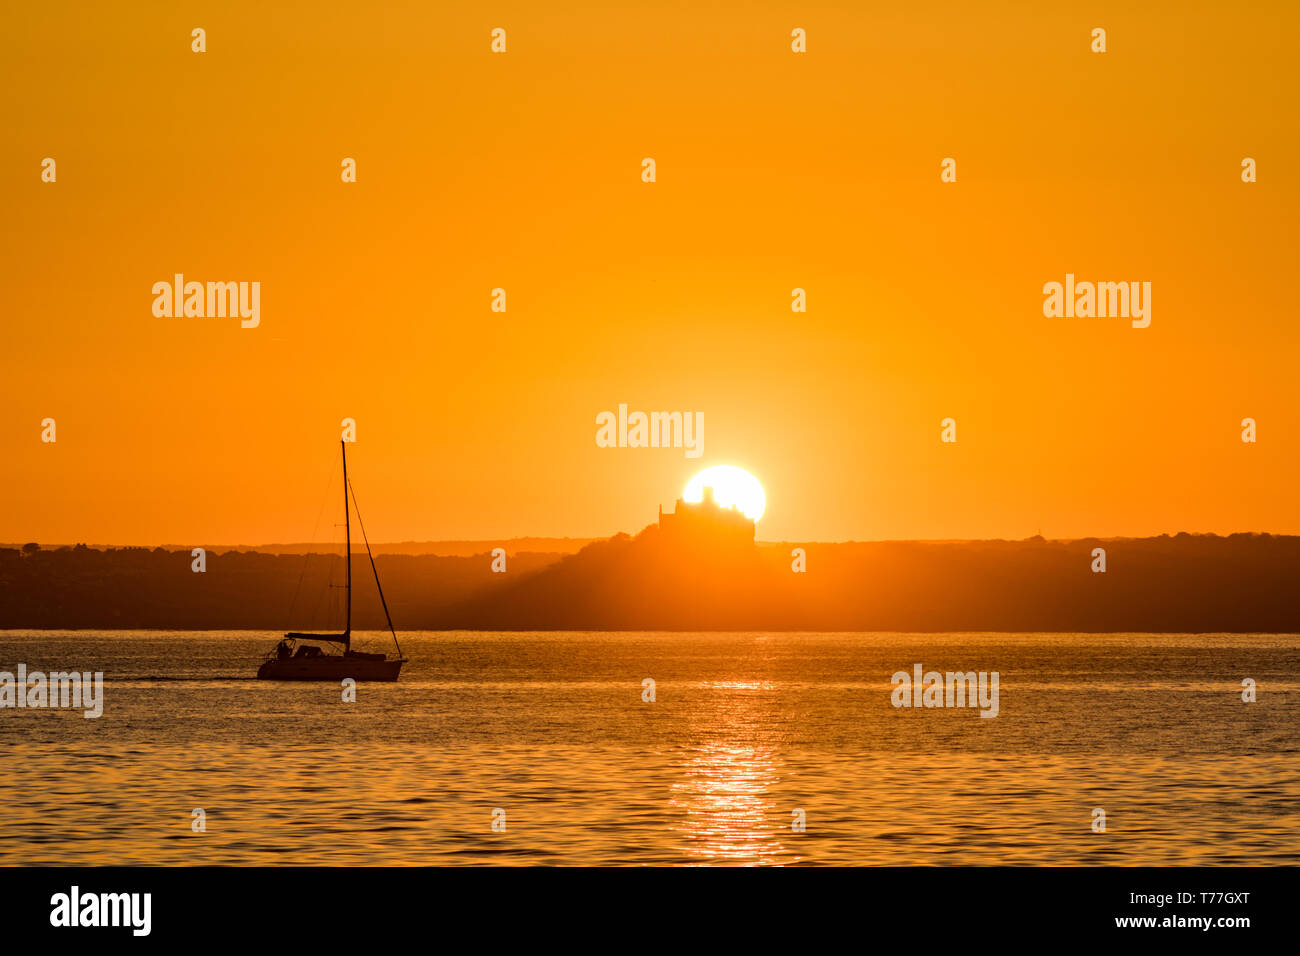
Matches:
[[658, 486, 755, 545]]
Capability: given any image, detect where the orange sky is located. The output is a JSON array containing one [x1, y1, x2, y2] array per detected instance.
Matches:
[[2, 1, 1297, 545]]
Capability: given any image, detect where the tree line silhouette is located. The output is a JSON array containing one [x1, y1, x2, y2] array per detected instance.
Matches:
[[1, 531, 1296, 632]]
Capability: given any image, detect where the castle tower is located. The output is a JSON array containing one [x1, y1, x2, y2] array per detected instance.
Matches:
[[657, 486, 754, 544]]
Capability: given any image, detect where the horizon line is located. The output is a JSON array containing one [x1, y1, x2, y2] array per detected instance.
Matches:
[[3, 529, 1293, 554]]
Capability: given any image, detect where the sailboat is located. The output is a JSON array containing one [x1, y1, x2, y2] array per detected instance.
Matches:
[[257, 441, 407, 681]]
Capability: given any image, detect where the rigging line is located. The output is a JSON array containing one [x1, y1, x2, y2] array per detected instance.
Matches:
[[347, 477, 403, 659], [287, 454, 336, 628]]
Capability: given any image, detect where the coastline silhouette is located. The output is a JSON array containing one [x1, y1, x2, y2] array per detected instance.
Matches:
[[3, 492, 1297, 631]]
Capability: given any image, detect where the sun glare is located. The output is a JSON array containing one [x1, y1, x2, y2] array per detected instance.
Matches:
[[684, 465, 766, 522]]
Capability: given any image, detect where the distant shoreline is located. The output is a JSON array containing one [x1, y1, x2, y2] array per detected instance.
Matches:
[[3, 532, 1283, 556], [3, 627, 1296, 635], [3, 532, 1297, 633]]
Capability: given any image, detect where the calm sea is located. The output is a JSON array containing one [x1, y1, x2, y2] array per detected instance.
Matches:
[[1, 631, 1297, 866]]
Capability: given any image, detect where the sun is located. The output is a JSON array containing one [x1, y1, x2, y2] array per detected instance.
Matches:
[[683, 465, 766, 522]]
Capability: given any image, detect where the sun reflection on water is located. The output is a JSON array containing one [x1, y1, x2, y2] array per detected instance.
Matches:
[[669, 681, 796, 866]]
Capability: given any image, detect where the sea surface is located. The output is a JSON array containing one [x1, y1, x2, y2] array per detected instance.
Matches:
[[1, 631, 1297, 866]]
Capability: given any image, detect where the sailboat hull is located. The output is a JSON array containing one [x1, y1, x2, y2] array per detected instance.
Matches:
[[256, 656, 404, 682]]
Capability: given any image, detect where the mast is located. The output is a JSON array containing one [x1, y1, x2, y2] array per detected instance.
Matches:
[[342, 440, 351, 648]]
